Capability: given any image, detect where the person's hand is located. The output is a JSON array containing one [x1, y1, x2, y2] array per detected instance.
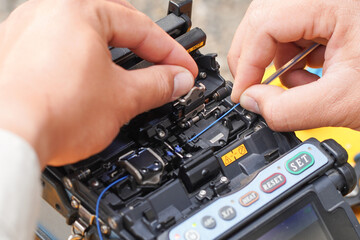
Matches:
[[0, 0, 198, 168], [228, 0, 360, 132]]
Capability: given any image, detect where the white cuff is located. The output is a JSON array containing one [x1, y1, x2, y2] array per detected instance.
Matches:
[[0, 129, 41, 239]]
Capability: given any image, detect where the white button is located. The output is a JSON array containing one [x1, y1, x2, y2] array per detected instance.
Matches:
[[184, 229, 200, 240]]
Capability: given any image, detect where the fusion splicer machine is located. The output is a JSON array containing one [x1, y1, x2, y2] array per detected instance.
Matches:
[[41, 1, 360, 239]]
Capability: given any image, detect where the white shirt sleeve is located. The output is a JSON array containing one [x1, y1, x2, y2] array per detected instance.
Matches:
[[0, 129, 41, 240]]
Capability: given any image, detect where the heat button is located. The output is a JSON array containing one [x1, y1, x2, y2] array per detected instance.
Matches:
[[286, 152, 314, 175], [260, 173, 286, 193], [239, 191, 259, 207]]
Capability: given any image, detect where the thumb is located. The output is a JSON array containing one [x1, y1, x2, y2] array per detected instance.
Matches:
[[238, 80, 346, 131], [117, 65, 194, 117]]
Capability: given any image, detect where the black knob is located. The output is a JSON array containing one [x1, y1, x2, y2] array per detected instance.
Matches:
[[321, 139, 348, 165]]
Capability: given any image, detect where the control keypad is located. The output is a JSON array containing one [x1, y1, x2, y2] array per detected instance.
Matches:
[[169, 144, 328, 240]]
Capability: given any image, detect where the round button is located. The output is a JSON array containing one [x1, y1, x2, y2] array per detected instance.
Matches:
[[201, 216, 216, 229], [218, 206, 236, 220], [184, 229, 200, 240]]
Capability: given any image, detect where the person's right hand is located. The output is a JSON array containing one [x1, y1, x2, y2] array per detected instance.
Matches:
[[228, 0, 360, 132]]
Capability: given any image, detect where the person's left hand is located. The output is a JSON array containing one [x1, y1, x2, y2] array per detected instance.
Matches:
[[0, 0, 198, 168]]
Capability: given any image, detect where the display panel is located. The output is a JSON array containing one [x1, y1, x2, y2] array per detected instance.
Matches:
[[258, 203, 330, 240]]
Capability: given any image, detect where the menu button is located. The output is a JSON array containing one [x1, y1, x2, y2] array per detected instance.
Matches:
[[202, 216, 216, 229]]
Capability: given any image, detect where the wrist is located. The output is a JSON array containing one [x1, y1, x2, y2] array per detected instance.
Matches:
[[0, 94, 51, 169]]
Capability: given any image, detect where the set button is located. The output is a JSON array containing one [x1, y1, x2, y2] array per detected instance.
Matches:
[[260, 173, 286, 193], [201, 216, 216, 229], [239, 191, 259, 207], [286, 152, 314, 174], [218, 205, 236, 220]]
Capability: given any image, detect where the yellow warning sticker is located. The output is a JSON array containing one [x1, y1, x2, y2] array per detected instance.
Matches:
[[221, 144, 248, 167]]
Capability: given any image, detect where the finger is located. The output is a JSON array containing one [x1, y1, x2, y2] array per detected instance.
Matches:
[[96, 1, 198, 77], [112, 64, 194, 124], [0, 21, 6, 42], [229, 0, 336, 102], [228, 18, 248, 78], [230, 32, 276, 102], [106, 0, 137, 10], [239, 75, 354, 131]]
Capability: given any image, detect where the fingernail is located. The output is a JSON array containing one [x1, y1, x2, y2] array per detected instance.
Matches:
[[240, 94, 260, 114], [172, 71, 194, 100]]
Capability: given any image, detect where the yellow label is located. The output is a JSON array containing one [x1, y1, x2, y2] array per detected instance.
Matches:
[[221, 144, 248, 167], [187, 41, 205, 53]]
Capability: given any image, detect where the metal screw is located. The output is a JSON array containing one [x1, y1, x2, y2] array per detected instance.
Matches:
[[212, 92, 220, 100], [71, 199, 79, 209], [185, 153, 192, 158], [101, 225, 110, 235], [157, 129, 166, 138], [108, 217, 118, 229], [245, 114, 252, 120], [63, 177, 73, 190], [90, 179, 100, 188], [199, 72, 207, 79], [103, 162, 111, 170], [198, 190, 207, 198], [220, 176, 229, 184]]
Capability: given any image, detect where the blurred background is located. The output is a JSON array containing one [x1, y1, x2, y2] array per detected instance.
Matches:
[[0, 0, 252, 81]]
